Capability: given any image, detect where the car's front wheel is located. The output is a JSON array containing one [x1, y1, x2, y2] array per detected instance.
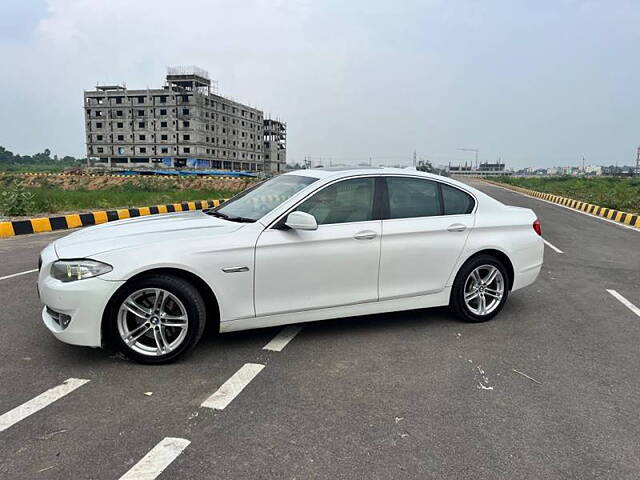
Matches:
[[106, 274, 206, 364], [451, 255, 509, 323]]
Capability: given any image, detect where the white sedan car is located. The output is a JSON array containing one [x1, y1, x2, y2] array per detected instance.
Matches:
[[38, 168, 544, 364]]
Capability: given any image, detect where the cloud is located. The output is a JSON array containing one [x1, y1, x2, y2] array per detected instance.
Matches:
[[1, 0, 639, 167]]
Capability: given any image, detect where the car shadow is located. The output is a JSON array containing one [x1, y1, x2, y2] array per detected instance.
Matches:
[[44, 294, 531, 367]]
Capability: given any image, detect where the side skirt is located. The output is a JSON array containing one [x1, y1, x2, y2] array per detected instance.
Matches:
[[219, 288, 452, 333]]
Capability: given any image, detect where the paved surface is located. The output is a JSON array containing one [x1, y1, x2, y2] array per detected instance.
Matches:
[[0, 181, 639, 479]]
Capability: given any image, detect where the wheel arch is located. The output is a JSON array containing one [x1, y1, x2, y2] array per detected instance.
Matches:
[[454, 249, 515, 291], [101, 267, 220, 347]]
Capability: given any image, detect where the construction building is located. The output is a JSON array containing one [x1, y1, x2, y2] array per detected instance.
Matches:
[[447, 161, 511, 177], [84, 66, 286, 173]]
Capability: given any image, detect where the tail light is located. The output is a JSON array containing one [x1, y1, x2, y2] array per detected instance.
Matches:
[[533, 219, 542, 236]]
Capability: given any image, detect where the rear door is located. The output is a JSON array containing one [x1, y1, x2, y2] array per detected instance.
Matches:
[[378, 176, 475, 300]]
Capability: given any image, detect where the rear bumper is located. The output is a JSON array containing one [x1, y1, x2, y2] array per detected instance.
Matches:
[[512, 238, 544, 291], [512, 262, 542, 291]]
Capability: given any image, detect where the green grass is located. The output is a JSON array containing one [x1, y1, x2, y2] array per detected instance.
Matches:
[[0, 163, 80, 173], [0, 174, 252, 217], [22, 187, 235, 215], [494, 176, 640, 214]]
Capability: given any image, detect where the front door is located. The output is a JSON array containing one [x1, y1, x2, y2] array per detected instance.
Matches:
[[254, 177, 381, 316]]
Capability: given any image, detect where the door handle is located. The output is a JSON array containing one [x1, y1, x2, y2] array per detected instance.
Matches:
[[354, 230, 377, 240], [447, 223, 467, 232]]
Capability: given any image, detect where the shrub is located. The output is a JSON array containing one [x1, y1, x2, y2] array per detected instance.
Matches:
[[0, 180, 36, 216]]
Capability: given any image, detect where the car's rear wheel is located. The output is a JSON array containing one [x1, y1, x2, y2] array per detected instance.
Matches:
[[451, 255, 509, 323], [106, 274, 206, 364]]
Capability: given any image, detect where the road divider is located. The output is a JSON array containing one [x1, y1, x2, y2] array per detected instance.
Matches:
[[201, 363, 265, 411], [119, 437, 190, 480], [0, 378, 90, 432], [482, 179, 640, 230], [0, 199, 226, 238]]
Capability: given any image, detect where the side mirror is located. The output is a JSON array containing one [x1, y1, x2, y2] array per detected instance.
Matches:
[[285, 211, 318, 231]]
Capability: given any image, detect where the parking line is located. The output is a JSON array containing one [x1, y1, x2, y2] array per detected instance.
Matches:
[[119, 437, 190, 480], [0, 269, 38, 281], [263, 326, 303, 351], [0, 378, 90, 432], [543, 239, 563, 254], [607, 289, 640, 318], [201, 363, 265, 410]]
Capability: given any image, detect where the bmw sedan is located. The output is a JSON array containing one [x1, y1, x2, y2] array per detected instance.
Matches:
[[38, 168, 544, 364]]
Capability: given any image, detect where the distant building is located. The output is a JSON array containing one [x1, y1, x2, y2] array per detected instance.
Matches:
[[584, 165, 603, 176], [447, 161, 510, 177], [602, 165, 635, 176], [84, 66, 286, 172]]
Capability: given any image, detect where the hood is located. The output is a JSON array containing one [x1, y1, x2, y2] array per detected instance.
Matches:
[[54, 211, 244, 258]]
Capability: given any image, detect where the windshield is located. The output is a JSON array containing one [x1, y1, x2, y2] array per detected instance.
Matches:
[[210, 174, 318, 222]]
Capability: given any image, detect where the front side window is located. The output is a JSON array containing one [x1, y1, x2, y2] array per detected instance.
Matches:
[[387, 177, 441, 219], [296, 177, 375, 225], [441, 184, 475, 215], [212, 174, 318, 222]]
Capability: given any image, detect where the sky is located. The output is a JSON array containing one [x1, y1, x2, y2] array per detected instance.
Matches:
[[0, 0, 638, 169]]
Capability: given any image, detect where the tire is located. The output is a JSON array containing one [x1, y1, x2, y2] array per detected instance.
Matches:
[[450, 254, 509, 323], [106, 274, 207, 364]]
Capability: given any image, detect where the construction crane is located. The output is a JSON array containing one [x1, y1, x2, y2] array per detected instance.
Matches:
[[458, 148, 479, 169]]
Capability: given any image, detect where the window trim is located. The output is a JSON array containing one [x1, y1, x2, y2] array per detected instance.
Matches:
[[266, 173, 477, 230]]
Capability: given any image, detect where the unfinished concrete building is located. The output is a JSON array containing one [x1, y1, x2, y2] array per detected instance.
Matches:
[[263, 119, 287, 174], [84, 66, 286, 172]]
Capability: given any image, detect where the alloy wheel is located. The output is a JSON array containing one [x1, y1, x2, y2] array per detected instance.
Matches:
[[463, 265, 505, 316], [116, 288, 189, 357]]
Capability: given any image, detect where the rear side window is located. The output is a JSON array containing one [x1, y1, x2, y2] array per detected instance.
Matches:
[[387, 177, 441, 219], [441, 184, 474, 215]]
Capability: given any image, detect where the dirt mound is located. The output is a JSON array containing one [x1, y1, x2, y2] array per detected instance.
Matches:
[[11, 174, 256, 192]]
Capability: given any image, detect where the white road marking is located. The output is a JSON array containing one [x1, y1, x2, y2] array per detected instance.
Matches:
[[0, 378, 90, 432], [607, 289, 640, 318], [201, 363, 265, 410], [543, 239, 563, 254], [481, 181, 640, 233], [119, 437, 190, 480], [263, 326, 303, 351], [0, 269, 38, 281]]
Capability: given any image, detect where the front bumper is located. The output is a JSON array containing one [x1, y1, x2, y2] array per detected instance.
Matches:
[[39, 272, 124, 348]]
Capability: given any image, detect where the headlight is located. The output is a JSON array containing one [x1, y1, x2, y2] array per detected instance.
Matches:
[[51, 260, 112, 282]]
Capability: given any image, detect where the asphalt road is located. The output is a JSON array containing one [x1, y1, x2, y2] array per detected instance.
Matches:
[[1, 180, 639, 479]]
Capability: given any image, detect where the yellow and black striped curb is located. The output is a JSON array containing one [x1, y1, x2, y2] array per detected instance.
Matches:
[[2, 172, 250, 181], [0, 199, 227, 238], [483, 180, 640, 229]]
